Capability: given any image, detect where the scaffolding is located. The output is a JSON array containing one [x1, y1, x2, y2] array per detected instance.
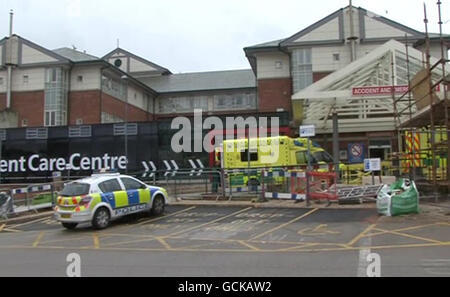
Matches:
[[392, 1, 450, 195]]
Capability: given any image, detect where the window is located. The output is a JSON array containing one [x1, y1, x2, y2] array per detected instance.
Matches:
[[45, 110, 57, 127], [291, 48, 313, 93], [23, 75, 29, 84], [296, 151, 307, 164], [0, 77, 3, 85], [275, 61, 283, 69], [98, 179, 123, 193], [101, 75, 127, 100], [69, 125, 91, 138], [333, 53, 340, 61], [101, 112, 124, 124], [312, 151, 333, 163], [26, 128, 48, 139], [76, 118, 83, 125], [121, 177, 145, 190], [46, 68, 59, 83], [44, 67, 68, 126], [77, 75, 83, 82], [240, 150, 258, 162], [213, 93, 257, 110], [21, 119, 28, 127], [0, 129, 5, 141], [61, 183, 90, 197], [158, 95, 209, 113], [114, 123, 138, 136]]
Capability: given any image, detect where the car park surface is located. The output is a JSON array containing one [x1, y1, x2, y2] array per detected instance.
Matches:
[[0, 204, 449, 276]]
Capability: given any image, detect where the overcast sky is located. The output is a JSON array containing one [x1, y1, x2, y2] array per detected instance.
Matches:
[[1, 0, 449, 73]]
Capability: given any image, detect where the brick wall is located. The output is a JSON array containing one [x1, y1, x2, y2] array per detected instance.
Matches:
[[68, 91, 153, 125], [0, 91, 45, 127], [101, 92, 151, 122], [313, 72, 332, 83], [68, 90, 101, 125], [257, 78, 292, 114]]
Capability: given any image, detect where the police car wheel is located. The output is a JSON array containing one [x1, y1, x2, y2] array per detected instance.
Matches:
[[151, 195, 165, 216], [92, 207, 110, 229], [62, 222, 78, 230]]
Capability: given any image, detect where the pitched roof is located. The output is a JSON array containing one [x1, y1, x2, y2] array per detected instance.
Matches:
[[53, 47, 99, 62], [245, 5, 447, 53], [0, 34, 70, 64], [103, 47, 171, 75], [139, 69, 256, 93], [244, 38, 285, 50]]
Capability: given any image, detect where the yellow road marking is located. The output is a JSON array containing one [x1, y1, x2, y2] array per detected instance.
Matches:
[[97, 233, 155, 238], [39, 235, 98, 245], [298, 224, 340, 236], [99, 237, 157, 248], [347, 224, 377, 246], [93, 233, 100, 249], [366, 223, 446, 237], [137, 206, 196, 226], [372, 227, 443, 244], [238, 240, 260, 251], [250, 208, 319, 241], [277, 243, 319, 251], [162, 207, 253, 238], [155, 237, 172, 250], [0, 224, 5, 232], [172, 241, 217, 250], [9, 217, 51, 229], [32, 232, 45, 247], [1, 241, 449, 253]]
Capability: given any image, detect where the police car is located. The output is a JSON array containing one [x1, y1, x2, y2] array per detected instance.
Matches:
[[54, 173, 168, 230]]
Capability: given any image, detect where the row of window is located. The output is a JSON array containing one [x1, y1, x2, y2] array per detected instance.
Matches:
[[0, 124, 137, 141], [102, 76, 127, 100], [98, 177, 145, 193], [101, 112, 124, 124], [158, 93, 257, 114]]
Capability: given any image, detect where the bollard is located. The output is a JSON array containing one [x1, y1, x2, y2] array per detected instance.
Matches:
[[261, 169, 265, 201], [221, 169, 226, 199]]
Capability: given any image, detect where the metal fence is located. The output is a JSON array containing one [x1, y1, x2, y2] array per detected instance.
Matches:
[[0, 164, 390, 219], [0, 182, 57, 219]]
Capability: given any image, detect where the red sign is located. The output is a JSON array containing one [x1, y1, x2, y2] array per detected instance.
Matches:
[[352, 86, 409, 96], [353, 84, 448, 96], [435, 84, 449, 92]]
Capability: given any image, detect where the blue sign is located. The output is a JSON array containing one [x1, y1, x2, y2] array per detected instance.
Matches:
[[364, 159, 371, 171], [348, 143, 365, 163]]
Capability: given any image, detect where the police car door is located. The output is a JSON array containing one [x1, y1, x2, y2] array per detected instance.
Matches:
[[97, 178, 127, 217], [119, 177, 151, 210]]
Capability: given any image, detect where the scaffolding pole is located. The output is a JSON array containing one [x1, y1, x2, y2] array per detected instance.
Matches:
[[437, 0, 450, 193], [391, 2, 449, 196], [424, 4, 438, 199]]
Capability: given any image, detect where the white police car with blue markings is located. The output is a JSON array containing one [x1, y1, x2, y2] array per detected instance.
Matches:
[[54, 173, 169, 230]]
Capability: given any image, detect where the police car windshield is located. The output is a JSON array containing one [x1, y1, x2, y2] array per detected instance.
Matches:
[[61, 182, 90, 197], [312, 151, 333, 163]]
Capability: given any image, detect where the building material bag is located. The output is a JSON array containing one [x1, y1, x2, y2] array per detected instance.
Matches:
[[377, 178, 419, 216]]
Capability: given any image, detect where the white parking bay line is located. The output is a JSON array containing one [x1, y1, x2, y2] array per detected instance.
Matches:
[[357, 236, 372, 277]]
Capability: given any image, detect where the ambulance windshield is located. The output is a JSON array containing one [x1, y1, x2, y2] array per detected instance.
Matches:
[[312, 151, 333, 163]]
